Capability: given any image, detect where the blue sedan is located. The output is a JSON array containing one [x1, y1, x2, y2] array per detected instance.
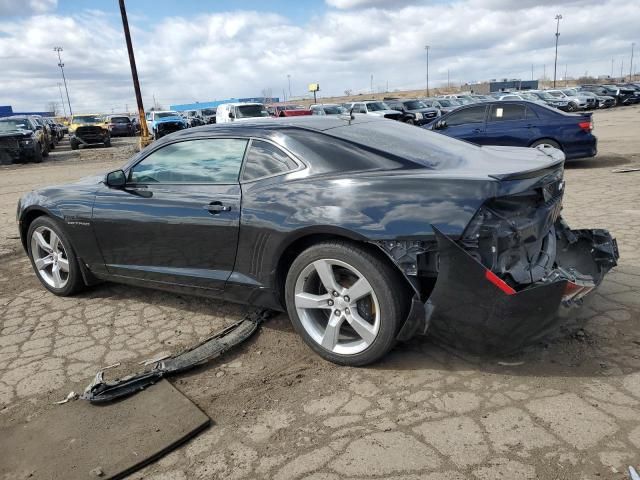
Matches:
[[425, 100, 597, 160]]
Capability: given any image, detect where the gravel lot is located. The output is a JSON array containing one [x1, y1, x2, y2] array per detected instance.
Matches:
[[1, 108, 640, 479]]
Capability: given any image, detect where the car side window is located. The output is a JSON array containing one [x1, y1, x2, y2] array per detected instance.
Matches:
[[354, 104, 366, 113], [446, 106, 486, 126], [489, 104, 526, 122], [129, 138, 248, 184], [242, 140, 298, 181]]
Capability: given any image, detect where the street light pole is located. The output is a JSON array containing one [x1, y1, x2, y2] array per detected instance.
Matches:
[[425, 45, 430, 97], [53, 47, 73, 116], [553, 14, 562, 88], [57, 83, 67, 117], [287, 74, 291, 100], [118, 0, 151, 146], [631, 42, 636, 82]]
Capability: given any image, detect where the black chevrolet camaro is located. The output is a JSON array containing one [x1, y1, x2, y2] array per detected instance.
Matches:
[[17, 116, 618, 365]]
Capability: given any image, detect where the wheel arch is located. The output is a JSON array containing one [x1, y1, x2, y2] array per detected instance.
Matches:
[[19, 207, 53, 251], [529, 137, 563, 151], [274, 228, 416, 306]]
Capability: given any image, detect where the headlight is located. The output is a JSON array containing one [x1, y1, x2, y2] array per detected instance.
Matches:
[[415, 112, 423, 120], [19, 139, 33, 146]]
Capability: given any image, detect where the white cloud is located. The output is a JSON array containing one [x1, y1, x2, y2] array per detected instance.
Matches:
[[0, 0, 56, 16], [326, 0, 413, 9], [0, 0, 638, 113]]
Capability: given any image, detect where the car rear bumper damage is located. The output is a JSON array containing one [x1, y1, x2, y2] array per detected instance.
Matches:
[[399, 224, 618, 355]]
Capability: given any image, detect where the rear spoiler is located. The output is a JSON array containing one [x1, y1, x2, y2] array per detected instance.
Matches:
[[489, 159, 563, 181]]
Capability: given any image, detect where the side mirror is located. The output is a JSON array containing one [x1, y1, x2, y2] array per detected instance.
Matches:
[[105, 169, 126, 188], [228, 111, 235, 119]]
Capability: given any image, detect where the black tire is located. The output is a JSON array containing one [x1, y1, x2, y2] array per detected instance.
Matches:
[[70, 140, 79, 150], [285, 241, 408, 366], [530, 138, 562, 150], [27, 216, 85, 296], [567, 102, 578, 112], [405, 118, 415, 125], [104, 137, 111, 147], [32, 144, 43, 163]]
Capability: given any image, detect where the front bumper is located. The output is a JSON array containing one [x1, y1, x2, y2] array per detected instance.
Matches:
[[399, 225, 618, 355]]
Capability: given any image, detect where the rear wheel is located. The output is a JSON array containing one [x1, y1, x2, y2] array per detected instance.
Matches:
[[27, 217, 84, 296], [104, 137, 111, 147], [531, 138, 562, 151], [285, 241, 407, 366], [567, 102, 578, 112], [70, 139, 79, 150], [32, 144, 43, 163]]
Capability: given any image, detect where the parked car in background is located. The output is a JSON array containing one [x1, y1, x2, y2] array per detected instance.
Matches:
[[0, 116, 47, 163], [580, 84, 635, 106], [560, 89, 598, 110], [267, 104, 312, 117], [105, 115, 135, 136], [615, 84, 640, 103], [310, 104, 346, 115], [440, 94, 478, 105], [30, 116, 56, 150], [145, 111, 187, 139], [421, 98, 462, 115], [385, 99, 440, 125], [215, 102, 270, 123], [17, 116, 617, 363], [199, 108, 217, 124], [576, 90, 615, 109], [545, 90, 589, 111], [69, 114, 111, 150], [528, 90, 571, 110], [426, 100, 597, 160], [342, 101, 403, 120], [181, 110, 206, 127]]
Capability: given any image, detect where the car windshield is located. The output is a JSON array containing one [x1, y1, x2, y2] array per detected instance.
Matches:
[[0, 119, 31, 132], [456, 98, 473, 105], [201, 109, 216, 115], [365, 102, 390, 111], [535, 92, 554, 100], [547, 91, 564, 98], [438, 99, 458, 107], [73, 115, 102, 124], [323, 105, 344, 114], [236, 105, 269, 118], [110, 117, 130, 123], [520, 94, 537, 100], [404, 100, 427, 110], [155, 112, 180, 118]]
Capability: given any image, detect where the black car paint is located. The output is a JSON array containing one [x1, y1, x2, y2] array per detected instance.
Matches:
[[17, 116, 617, 353]]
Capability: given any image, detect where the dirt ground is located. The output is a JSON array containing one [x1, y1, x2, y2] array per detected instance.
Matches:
[[1, 108, 640, 480]]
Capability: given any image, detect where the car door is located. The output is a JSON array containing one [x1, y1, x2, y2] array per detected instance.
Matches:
[[437, 105, 487, 143], [91, 137, 248, 291], [483, 103, 535, 147]]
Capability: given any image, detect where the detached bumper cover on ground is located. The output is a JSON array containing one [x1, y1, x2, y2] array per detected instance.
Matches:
[[82, 309, 271, 403], [424, 226, 619, 354]]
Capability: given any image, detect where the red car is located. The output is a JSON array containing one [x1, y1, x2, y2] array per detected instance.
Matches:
[[267, 104, 312, 117]]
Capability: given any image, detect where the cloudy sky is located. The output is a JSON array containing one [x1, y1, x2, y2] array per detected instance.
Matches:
[[0, 0, 638, 113]]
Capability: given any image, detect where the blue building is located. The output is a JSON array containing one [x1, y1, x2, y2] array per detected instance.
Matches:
[[170, 97, 279, 112], [0, 105, 54, 117]]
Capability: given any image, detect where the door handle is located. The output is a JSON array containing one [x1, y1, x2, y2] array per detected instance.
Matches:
[[473, 128, 482, 133], [205, 202, 231, 214]]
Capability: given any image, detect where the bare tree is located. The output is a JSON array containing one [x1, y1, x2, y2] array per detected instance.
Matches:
[[344, 89, 353, 96]]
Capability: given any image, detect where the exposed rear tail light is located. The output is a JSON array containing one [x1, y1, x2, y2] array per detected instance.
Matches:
[[578, 120, 593, 132], [485, 270, 516, 295]]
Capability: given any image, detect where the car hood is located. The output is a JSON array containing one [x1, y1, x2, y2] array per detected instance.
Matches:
[[0, 130, 32, 139], [153, 116, 184, 123]]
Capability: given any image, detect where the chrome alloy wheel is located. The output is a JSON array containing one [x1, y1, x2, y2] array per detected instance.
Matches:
[[294, 258, 380, 355], [30, 226, 70, 289]]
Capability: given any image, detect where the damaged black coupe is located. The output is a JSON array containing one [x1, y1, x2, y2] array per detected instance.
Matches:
[[16, 116, 618, 365]]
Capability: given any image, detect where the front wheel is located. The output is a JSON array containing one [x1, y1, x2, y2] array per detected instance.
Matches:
[[567, 102, 578, 112], [27, 217, 85, 296], [285, 241, 407, 366]]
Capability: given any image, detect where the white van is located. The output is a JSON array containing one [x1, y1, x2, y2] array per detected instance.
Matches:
[[215, 102, 270, 123]]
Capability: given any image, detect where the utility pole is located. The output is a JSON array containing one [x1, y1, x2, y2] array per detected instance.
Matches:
[[553, 14, 562, 88], [287, 74, 291, 99], [631, 42, 636, 82], [119, 0, 150, 146], [447, 69, 450, 89], [564, 64, 568, 87], [57, 83, 67, 117], [425, 45, 430, 97], [611, 58, 614, 79], [370, 74, 373, 94], [531, 64, 534, 81], [621, 59, 624, 79], [53, 47, 72, 116]]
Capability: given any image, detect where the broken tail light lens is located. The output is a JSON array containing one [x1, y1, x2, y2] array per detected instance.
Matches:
[[562, 281, 594, 302]]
